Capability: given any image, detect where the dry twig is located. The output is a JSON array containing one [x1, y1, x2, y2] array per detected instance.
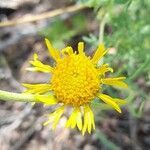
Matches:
[[0, 5, 86, 27]]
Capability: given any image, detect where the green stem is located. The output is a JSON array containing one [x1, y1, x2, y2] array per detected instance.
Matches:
[[0, 90, 36, 102], [129, 57, 150, 81], [99, 14, 108, 43]]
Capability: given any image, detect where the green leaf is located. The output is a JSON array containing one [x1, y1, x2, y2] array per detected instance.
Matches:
[[115, 0, 130, 4], [96, 130, 120, 150]]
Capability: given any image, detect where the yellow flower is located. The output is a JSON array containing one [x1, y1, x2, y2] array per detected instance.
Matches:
[[23, 39, 128, 135]]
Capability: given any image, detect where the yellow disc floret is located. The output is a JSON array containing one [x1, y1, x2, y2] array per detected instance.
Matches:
[[51, 53, 99, 106]]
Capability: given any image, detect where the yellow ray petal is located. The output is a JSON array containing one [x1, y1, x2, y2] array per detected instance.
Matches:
[[78, 42, 84, 54], [113, 98, 127, 105], [45, 38, 60, 61], [43, 106, 65, 129], [23, 83, 52, 94], [76, 109, 82, 131], [66, 112, 76, 129], [97, 64, 113, 76], [91, 117, 95, 130], [28, 53, 53, 73], [52, 107, 65, 130], [61, 46, 73, 55], [82, 105, 95, 135], [35, 94, 58, 105], [98, 94, 121, 113], [82, 114, 88, 135], [91, 43, 107, 64], [101, 77, 128, 88], [66, 107, 82, 131], [43, 119, 52, 126]]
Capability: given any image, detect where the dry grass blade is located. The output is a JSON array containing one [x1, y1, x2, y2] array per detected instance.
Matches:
[[0, 5, 86, 27]]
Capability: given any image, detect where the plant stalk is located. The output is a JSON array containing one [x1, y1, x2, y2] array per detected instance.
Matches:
[[0, 90, 36, 102], [0, 5, 86, 27], [99, 14, 108, 43]]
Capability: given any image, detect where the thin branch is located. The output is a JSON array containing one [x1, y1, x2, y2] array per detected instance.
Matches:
[[0, 5, 86, 27]]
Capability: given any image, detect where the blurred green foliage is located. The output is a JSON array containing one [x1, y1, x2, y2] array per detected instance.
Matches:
[[80, 0, 150, 117], [80, 0, 149, 147], [96, 130, 120, 150], [39, 14, 86, 48]]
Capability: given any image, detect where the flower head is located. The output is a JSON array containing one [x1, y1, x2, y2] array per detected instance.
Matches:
[[23, 39, 127, 135]]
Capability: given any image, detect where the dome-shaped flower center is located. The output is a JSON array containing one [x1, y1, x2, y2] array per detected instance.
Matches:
[[51, 54, 100, 106]]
